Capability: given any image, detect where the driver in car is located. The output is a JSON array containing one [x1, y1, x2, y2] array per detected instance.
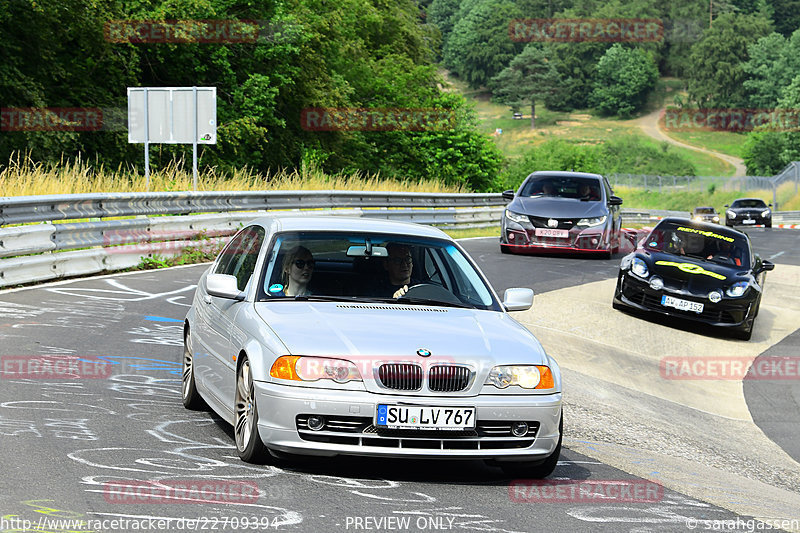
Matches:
[[381, 243, 419, 298], [706, 240, 742, 266]]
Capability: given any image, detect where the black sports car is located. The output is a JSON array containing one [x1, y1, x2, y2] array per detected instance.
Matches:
[[612, 218, 774, 340], [724, 198, 772, 228], [500, 171, 623, 257]]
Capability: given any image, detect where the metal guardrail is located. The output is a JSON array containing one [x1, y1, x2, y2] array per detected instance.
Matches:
[[0, 191, 796, 289], [0, 191, 504, 226], [0, 191, 507, 287], [773, 210, 800, 222]]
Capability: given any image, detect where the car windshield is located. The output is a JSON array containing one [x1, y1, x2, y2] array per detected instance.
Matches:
[[257, 231, 500, 310], [694, 207, 715, 214], [519, 176, 603, 201], [731, 199, 767, 208], [643, 222, 750, 267]]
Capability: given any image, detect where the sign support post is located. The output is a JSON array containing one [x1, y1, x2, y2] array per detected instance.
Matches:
[[144, 88, 150, 190], [127, 87, 216, 192], [193, 86, 198, 191]]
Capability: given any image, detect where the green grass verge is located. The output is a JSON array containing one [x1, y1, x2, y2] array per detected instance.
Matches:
[[616, 181, 800, 212], [657, 130, 747, 160], [449, 71, 741, 177]]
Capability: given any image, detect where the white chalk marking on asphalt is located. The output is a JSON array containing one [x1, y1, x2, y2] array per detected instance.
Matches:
[[768, 251, 785, 260]]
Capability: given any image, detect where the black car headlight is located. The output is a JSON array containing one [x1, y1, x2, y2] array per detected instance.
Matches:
[[727, 210, 736, 219], [761, 209, 771, 218], [576, 215, 607, 228], [631, 257, 649, 278], [726, 281, 749, 298], [505, 209, 529, 225]]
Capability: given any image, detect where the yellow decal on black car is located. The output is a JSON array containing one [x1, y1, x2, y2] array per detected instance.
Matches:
[[655, 260, 727, 280], [676, 226, 735, 242]]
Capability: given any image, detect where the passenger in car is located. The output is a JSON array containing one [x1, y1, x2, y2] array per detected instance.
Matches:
[[281, 245, 315, 296], [578, 182, 601, 200]]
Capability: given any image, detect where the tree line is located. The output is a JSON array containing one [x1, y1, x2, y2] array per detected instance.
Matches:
[[0, 0, 502, 191], [4, 0, 800, 190], [429, 0, 800, 175]]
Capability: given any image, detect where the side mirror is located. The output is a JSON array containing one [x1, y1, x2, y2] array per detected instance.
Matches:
[[724, 204, 729, 208], [503, 288, 533, 312], [769, 203, 773, 207], [502, 190, 515, 201], [758, 260, 775, 273], [608, 196, 623, 206], [206, 273, 245, 300]]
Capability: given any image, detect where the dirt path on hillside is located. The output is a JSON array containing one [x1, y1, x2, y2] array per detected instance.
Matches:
[[635, 107, 747, 177]]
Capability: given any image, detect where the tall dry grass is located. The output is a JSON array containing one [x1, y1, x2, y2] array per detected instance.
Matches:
[[0, 153, 468, 196]]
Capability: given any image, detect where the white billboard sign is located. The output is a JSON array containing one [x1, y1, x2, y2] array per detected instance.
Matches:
[[127, 87, 217, 189], [128, 87, 216, 144]]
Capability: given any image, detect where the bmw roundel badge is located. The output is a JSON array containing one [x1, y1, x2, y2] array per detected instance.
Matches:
[[417, 348, 431, 357]]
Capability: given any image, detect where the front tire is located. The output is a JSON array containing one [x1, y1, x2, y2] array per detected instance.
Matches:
[[182, 330, 205, 410], [235, 357, 269, 463], [500, 414, 562, 479]]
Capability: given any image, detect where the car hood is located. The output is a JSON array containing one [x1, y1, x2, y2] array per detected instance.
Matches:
[[510, 197, 607, 219], [638, 252, 748, 291], [730, 207, 767, 215], [254, 301, 547, 366]]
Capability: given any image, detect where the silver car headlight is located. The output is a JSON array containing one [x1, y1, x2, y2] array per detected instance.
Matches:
[[576, 215, 607, 227], [726, 281, 749, 298], [485, 365, 554, 389], [631, 257, 649, 278], [727, 210, 736, 219], [761, 209, 771, 217], [505, 209, 528, 224], [712, 216, 720, 222], [271, 356, 362, 383]]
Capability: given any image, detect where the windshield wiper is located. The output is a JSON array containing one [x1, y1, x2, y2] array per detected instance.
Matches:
[[394, 296, 473, 309]]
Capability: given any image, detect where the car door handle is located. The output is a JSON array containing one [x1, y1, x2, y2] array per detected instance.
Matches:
[[203, 295, 212, 304]]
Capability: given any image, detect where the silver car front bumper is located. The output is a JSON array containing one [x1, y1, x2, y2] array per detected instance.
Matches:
[[254, 381, 562, 460]]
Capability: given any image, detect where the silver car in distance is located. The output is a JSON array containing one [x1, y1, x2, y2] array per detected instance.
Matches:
[[183, 216, 563, 478]]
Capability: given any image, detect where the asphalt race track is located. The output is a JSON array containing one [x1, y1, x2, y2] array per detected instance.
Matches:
[[0, 227, 798, 533]]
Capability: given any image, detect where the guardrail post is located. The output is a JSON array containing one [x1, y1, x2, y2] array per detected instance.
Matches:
[[773, 182, 779, 211]]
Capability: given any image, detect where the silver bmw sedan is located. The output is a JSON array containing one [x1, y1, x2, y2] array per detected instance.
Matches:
[[183, 215, 562, 478]]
